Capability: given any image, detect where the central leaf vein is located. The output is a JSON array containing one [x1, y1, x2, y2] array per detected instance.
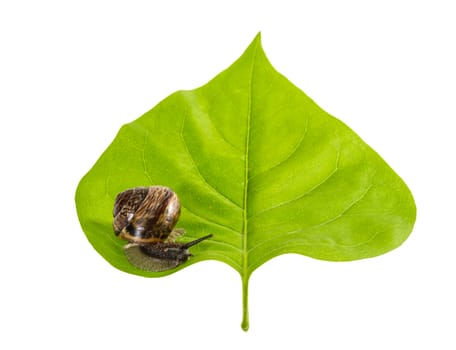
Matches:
[[242, 41, 259, 276]]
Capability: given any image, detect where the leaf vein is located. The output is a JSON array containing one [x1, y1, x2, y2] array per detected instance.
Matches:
[[250, 150, 340, 218], [248, 229, 387, 270], [247, 183, 374, 255], [181, 113, 242, 210], [201, 88, 242, 152], [312, 183, 374, 228], [195, 252, 242, 271], [207, 87, 246, 153], [207, 239, 243, 254], [141, 130, 154, 184], [249, 116, 309, 181], [183, 205, 241, 235]]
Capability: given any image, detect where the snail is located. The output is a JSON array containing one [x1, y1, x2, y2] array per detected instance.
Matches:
[[113, 186, 212, 272]]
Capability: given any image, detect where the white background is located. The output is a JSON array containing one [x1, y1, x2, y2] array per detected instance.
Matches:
[[1, 0, 455, 348]]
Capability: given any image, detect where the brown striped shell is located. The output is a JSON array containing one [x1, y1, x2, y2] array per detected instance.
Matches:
[[113, 186, 181, 244]]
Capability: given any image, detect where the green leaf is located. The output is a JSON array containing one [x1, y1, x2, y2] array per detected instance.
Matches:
[[75, 33, 416, 331]]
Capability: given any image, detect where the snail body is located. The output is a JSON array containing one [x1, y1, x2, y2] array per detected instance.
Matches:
[[113, 186, 212, 272]]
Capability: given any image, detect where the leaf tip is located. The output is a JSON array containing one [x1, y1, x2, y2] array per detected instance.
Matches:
[[241, 32, 264, 61], [253, 31, 262, 47]]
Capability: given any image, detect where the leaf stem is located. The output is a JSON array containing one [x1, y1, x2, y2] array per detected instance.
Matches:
[[241, 274, 250, 331]]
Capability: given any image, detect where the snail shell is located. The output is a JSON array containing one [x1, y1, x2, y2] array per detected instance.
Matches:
[[113, 186, 181, 244]]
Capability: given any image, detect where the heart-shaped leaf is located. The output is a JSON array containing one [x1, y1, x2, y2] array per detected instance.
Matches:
[[75, 33, 416, 330]]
